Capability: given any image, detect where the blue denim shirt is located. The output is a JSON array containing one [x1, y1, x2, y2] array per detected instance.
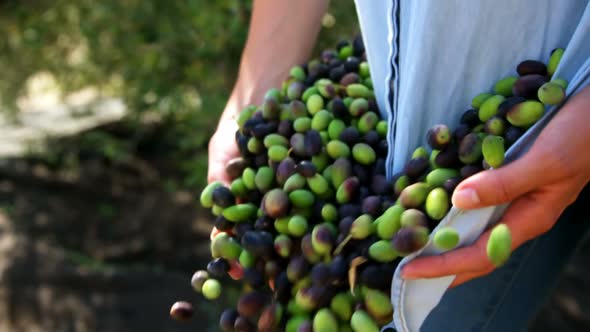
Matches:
[[353, 1, 590, 331]]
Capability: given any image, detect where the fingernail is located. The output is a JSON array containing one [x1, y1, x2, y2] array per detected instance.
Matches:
[[452, 188, 480, 207]]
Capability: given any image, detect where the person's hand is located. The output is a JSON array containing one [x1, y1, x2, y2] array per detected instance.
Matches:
[[207, 119, 240, 186], [402, 85, 590, 287]]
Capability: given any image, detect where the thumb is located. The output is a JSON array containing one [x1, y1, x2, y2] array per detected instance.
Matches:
[[452, 150, 553, 209]]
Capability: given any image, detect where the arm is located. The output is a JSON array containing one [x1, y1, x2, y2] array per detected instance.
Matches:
[[209, 0, 329, 184], [402, 85, 590, 286]]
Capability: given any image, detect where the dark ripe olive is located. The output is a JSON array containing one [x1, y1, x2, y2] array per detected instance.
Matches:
[[504, 125, 525, 146], [248, 112, 263, 122], [233, 223, 254, 239], [344, 56, 361, 72], [371, 174, 389, 195], [234, 316, 256, 332], [512, 74, 549, 99], [391, 226, 429, 255], [296, 160, 317, 177], [330, 65, 347, 82], [404, 157, 429, 179], [252, 123, 277, 139], [363, 130, 380, 147], [443, 176, 462, 194], [212, 186, 235, 208], [290, 133, 306, 157], [353, 34, 365, 56], [309, 63, 329, 78], [340, 126, 360, 145], [317, 286, 337, 308], [359, 264, 391, 290], [241, 231, 273, 258], [276, 158, 296, 185], [460, 109, 480, 127], [516, 60, 547, 76], [243, 117, 264, 136], [331, 98, 349, 119], [254, 216, 274, 232], [243, 268, 265, 289], [321, 49, 338, 64], [207, 258, 230, 277], [453, 124, 471, 142], [237, 134, 251, 157], [329, 255, 348, 284], [287, 255, 311, 282], [304, 74, 318, 86], [353, 164, 371, 184], [277, 119, 294, 137], [329, 58, 343, 69], [219, 308, 239, 332], [435, 143, 460, 168], [214, 215, 233, 231], [362, 195, 382, 217], [340, 72, 361, 86], [304, 130, 323, 156], [460, 164, 483, 179], [458, 133, 483, 165], [226, 157, 249, 181], [339, 204, 363, 220], [311, 263, 332, 287], [339, 217, 355, 237]]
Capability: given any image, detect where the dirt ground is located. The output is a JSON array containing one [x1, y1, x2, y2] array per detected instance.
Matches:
[[0, 158, 588, 332]]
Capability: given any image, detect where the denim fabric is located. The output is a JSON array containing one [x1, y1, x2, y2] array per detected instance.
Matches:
[[353, 1, 590, 331]]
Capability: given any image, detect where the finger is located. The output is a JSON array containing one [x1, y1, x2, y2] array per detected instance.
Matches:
[[207, 160, 232, 185], [449, 267, 494, 288], [403, 188, 565, 279], [452, 147, 563, 210]]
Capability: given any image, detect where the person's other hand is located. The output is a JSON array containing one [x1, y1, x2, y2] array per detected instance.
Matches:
[[402, 85, 590, 287], [207, 119, 240, 186]]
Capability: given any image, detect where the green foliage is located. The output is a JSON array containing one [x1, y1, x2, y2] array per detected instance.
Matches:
[[0, 0, 359, 190]]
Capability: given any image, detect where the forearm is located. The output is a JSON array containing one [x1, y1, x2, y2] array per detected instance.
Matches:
[[218, 0, 330, 127]]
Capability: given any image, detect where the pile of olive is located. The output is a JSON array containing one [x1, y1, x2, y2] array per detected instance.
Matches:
[[171, 37, 567, 332]]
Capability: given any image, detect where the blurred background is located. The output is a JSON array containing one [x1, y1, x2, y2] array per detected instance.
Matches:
[[0, 1, 587, 331]]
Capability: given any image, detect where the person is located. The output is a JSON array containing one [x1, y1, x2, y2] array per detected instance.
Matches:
[[207, 0, 590, 330]]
